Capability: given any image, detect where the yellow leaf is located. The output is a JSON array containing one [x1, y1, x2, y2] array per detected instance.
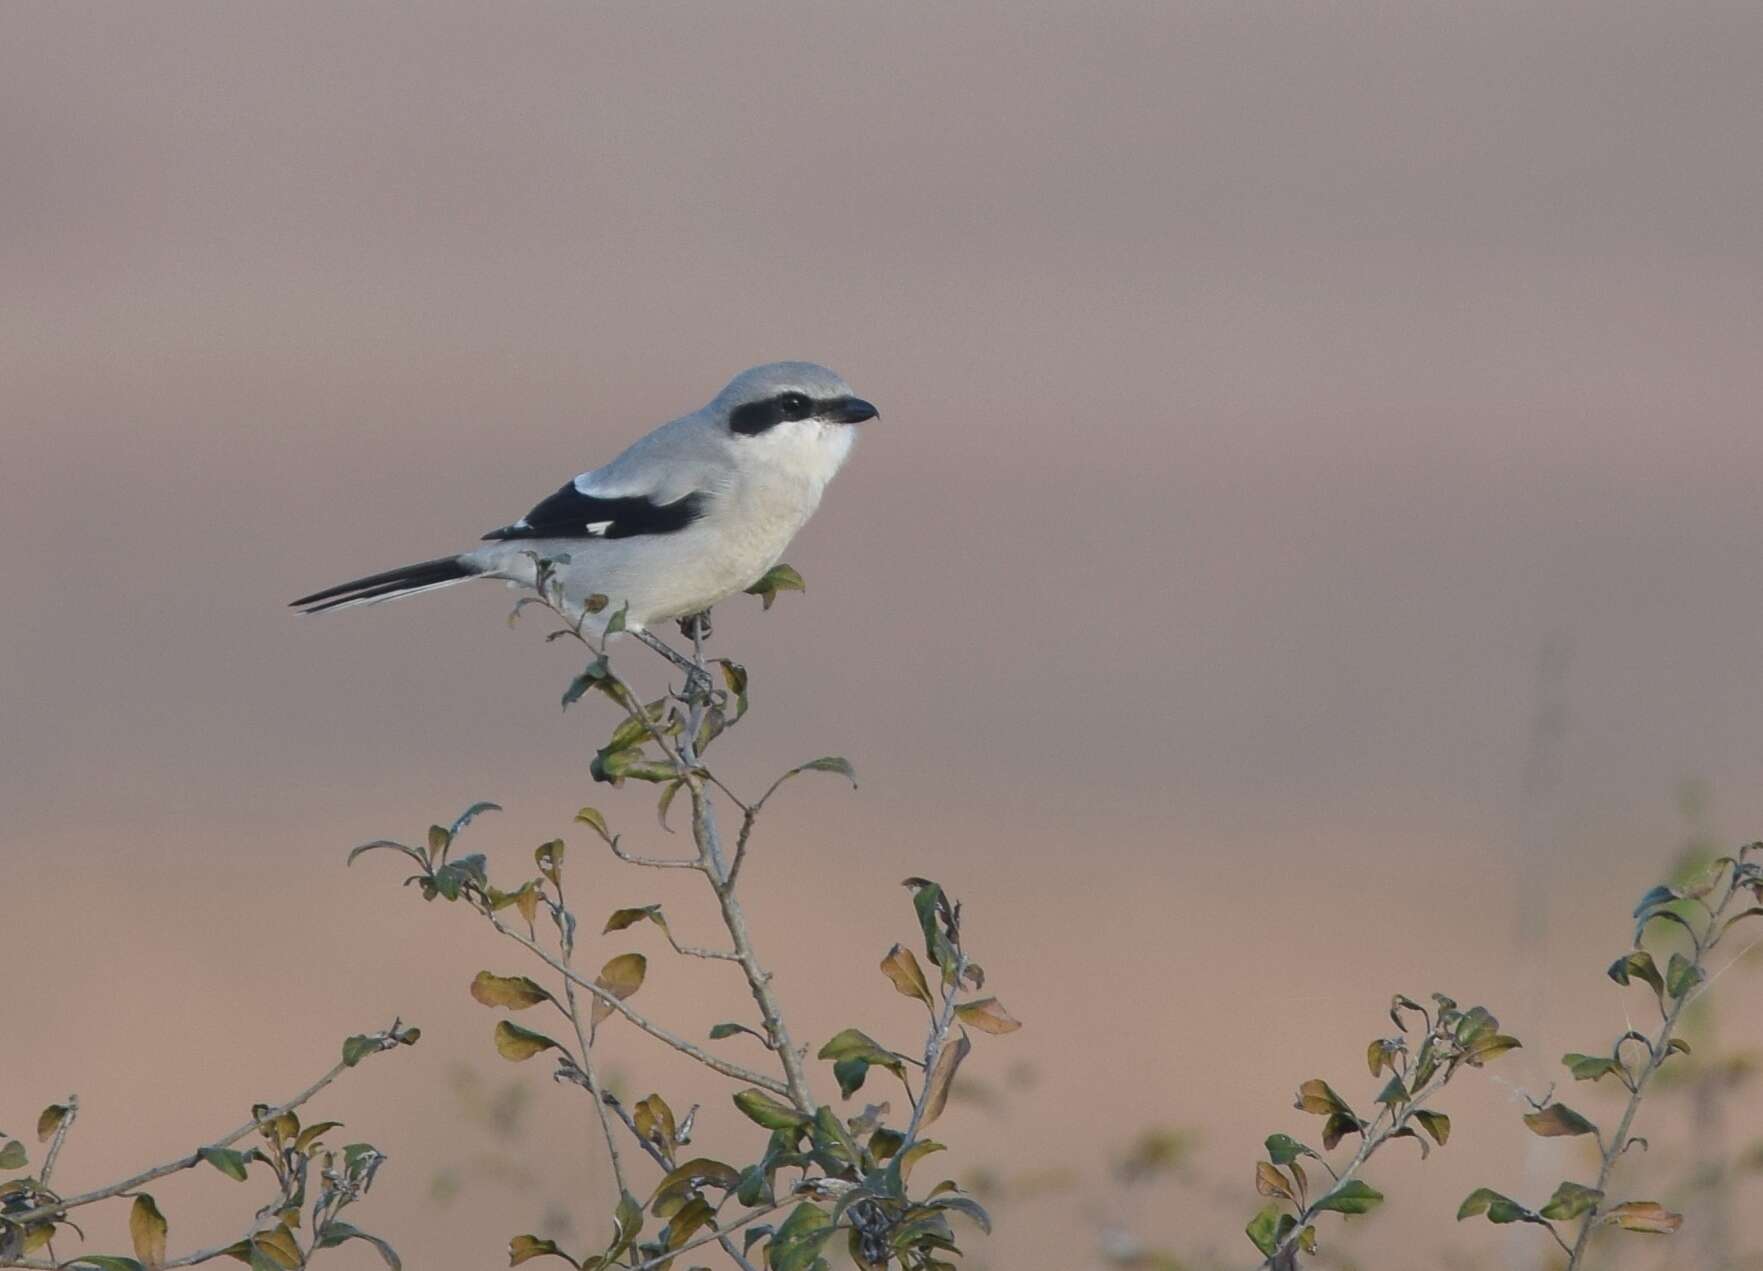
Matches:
[[129, 1193, 168, 1268], [634, 1094, 677, 1150], [590, 953, 648, 1028], [494, 1020, 559, 1062], [470, 971, 553, 1010]]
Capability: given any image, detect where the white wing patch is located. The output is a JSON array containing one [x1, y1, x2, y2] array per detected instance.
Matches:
[[583, 521, 613, 536]]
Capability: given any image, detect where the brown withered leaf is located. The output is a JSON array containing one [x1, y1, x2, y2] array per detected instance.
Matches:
[[1604, 1201, 1683, 1234], [953, 998, 1021, 1035], [880, 944, 934, 1008], [130, 1193, 168, 1268], [917, 1032, 973, 1129]]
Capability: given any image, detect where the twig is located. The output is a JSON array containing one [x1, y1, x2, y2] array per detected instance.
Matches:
[[1257, 1062, 1458, 1270], [1563, 859, 1756, 1267], [7, 1025, 408, 1228], [36, 1095, 76, 1188], [488, 915, 793, 1096], [600, 1095, 762, 1271], [628, 1198, 792, 1271], [556, 877, 630, 1200], [608, 626, 820, 1116], [904, 952, 968, 1146]]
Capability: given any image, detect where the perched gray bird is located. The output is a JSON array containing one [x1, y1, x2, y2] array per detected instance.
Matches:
[[291, 362, 876, 636]]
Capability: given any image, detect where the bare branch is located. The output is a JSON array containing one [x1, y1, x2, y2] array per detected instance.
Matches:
[[36, 1095, 76, 1189], [7, 1023, 412, 1228], [488, 914, 793, 1096]]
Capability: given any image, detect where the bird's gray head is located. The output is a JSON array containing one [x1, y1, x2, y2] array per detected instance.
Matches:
[[711, 362, 879, 438]]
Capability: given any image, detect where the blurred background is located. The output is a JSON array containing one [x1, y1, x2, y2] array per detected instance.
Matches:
[[5, 3, 1763, 1267]]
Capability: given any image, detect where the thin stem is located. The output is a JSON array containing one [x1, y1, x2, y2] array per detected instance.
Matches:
[[1563, 861, 1755, 1268], [488, 914, 792, 1096], [1258, 1061, 1458, 1270], [628, 1198, 792, 1271], [8, 1024, 410, 1227], [903, 952, 968, 1147], [633, 628, 818, 1116], [557, 878, 630, 1201], [36, 1095, 76, 1188], [600, 1094, 762, 1271]]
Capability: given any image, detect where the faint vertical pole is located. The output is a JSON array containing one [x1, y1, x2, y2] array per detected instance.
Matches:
[[1507, 635, 1572, 1271]]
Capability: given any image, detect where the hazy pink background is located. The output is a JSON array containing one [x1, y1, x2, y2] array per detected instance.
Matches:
[[5, 3, 1763, 1267]]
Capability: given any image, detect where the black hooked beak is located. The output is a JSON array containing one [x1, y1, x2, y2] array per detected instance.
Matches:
[[828, 396, 879, 424]]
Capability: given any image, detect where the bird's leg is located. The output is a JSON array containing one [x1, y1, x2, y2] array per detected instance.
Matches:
[[634, 629, 714, 703]]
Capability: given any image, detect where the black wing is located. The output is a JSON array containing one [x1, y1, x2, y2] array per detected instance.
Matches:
[[482, 482, 708, 542]]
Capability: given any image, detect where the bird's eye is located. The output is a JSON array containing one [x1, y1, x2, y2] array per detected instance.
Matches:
[[778, 392, 811, 418]]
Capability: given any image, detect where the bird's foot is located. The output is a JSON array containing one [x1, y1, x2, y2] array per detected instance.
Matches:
[[677, 610, 713, 642]]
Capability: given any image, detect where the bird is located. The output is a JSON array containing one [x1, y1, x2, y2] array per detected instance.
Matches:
[[291, 362, 876, 637]]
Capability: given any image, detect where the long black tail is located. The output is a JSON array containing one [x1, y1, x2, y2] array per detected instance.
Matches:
[[291, 555, 479, 614]]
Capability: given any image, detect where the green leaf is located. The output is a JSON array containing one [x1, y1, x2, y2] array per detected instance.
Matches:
[[709, 1021, 765, 1043], [494, 1020, 560, 1062], [1539, 1181, 1603, 1221], [197, 1146, 252, 1181], [1563, 1052, 1623, 1082], [767, 1202, 835, 1271], [1464, 1033, 1523, 1066], [35, 1104, 70, 1144], [1666, 951, 1705, 999], [648, 1157, 742, 1211], [1375, 1075, 1409, 1106], [346, 839, 424, 869], [744, 564, 806, 611], [1244, 1205, 1282, 1257], [536, 839, 565, 886], [1321, 1112, 1362, 1150], [1524, 1103, 1598, 1138], [1608, 950, 1666, 1003], [66, 1259, 147, 1271], [905, 878, 957, 974], [603, 905, 668, 935], [470, 972, 553, 1010], [574, 807, 612, 842], [604, 602, 628, 637], [732, 1088, 812, 1132], [448, 801, 501, 839], [1313, 1179, 1383, 1215], [927, 1193, 992, 1235], [1407, 1109, 1449, 1146], [1264, 1133, 1318, 1165], [342, 1034, 381, 1068], [561, 657, 612, 710], [1458, 1187, 1533, 1224], [315, 1222, 401, 1269], [129, 1194, 167, 1267], [1295, 1079, 1355, 1118], [0, 1140, 25, 1170], [799, 756, 857, 786]]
